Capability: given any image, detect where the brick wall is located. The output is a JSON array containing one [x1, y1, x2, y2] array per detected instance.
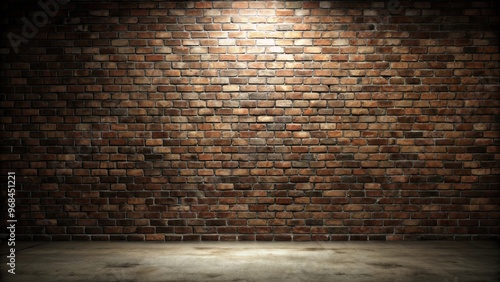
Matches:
[[1, 0, 499, 241]]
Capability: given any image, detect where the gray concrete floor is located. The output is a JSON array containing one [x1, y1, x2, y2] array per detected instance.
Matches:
[[0, 241, 499, 282]]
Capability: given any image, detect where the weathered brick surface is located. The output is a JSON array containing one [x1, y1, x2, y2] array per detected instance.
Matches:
[[0, 0, 499, 241]]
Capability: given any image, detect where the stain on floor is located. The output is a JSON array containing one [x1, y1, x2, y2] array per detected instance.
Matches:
[[106, 263, 140, 268]]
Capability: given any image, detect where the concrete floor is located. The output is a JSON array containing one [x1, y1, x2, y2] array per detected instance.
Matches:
[[0, 241, 498, 282]]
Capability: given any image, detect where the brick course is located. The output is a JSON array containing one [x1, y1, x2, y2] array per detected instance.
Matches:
[[0, 0, 499, 241]]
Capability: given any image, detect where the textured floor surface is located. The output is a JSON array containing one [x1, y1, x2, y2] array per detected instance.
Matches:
[[1, 241, 499, 281]]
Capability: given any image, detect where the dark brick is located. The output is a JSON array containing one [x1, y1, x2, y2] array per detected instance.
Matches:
[[1, 0, 498, 242]]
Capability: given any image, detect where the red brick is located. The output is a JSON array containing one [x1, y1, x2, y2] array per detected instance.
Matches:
[[2, 0, 498, 242]]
